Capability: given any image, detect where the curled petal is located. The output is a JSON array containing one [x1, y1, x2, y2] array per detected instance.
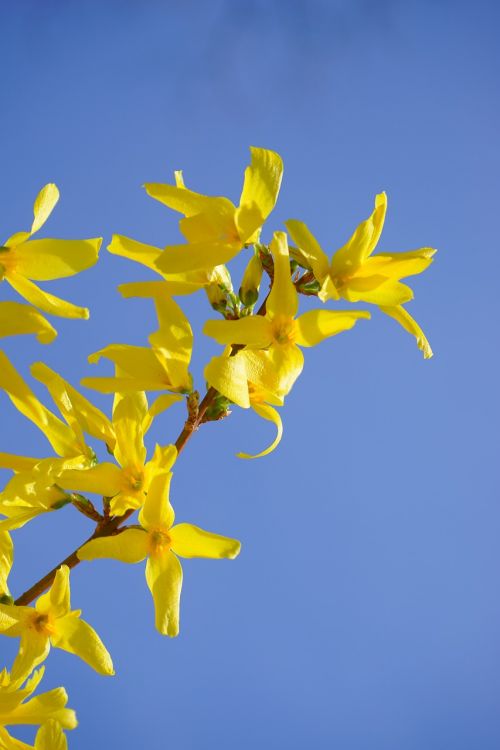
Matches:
[[31, 184, 59, 235], [237, 402, 283, 460], [295, 309, 370, 347], [6, 273, 89, 320], [379, 304, 433, 359]]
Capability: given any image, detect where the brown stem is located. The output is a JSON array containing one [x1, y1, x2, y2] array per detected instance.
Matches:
[[14, 292, 273, 606]]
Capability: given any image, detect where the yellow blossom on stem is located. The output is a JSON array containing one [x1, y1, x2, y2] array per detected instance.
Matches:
[[146, 147, 283, 275], [57, 391, 178, 516], [0, 666, 76, 749], [204, 232, 371, 394], [0, 565, 114, 681], [286, 193, 435, 357], [78, 472, 240, 637], [0, 183, 101, 322], [81, 291, 193, 395]]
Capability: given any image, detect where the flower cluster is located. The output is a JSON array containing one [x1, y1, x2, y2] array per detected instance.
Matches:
[[0, 149, 435, 745]]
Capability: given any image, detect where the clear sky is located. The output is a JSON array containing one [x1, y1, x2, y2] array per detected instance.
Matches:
[[1, 1, 499, 748]]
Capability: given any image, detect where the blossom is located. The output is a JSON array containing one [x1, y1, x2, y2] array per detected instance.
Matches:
[[78, 472, 240, 637], [0, 666, 76, 749], [57, 391, 178, 516], [147, 147, 283, 275], [286, 193, 435, 356], [0, 302, 56, 344], [0, 183, 101, 321], [81, 291, 193, 395], [203, 232, 371, 395], [0, 565, 114, 681]]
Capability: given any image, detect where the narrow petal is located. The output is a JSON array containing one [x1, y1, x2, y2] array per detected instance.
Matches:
[[35, 720, 68, 750], [51, 613, 114, 676], [78, 528, 149, 563], [237, 403, 283, 459], [295, 309, 371, 347], [0, 352, 78, 457], [0, 531, 13, 597], [203, 316, 271, 348], [30, 363, 115, 449], [0, 604, 27, 636], [144, 181, 235, 218], [239, 147, 283, 223], [285, 220, 331, 283], [87, 345, 169, 387], [11, 633, 51, 685], [57, 463, 122, 497], [0, 302, 56, 344], [107, 234, 163, 273], [6, 687, 76, 729], [330, 192, 387, 277], [357, 248, 436, 280], [31, 184, 59, 235], [171, 524, 241, 559], [343, 277, 413, 305], [266, 232, 298, 319], [155, 240, 240, 275], [204, 352, 250, 408], [234, 203, 264, 244], [145, 552, 183, 637], [148, 296, 193, 390], [142, 394, 184, 435], [379, 305, 433, 359], [119, 276, 205, 297], [12, 239, 100, 281], [112, 391, 147, 468], [0, 454, 40, 471], [36, 565, 70, 618], [6, 273, 89, 320], [139, 472, 174, 531]]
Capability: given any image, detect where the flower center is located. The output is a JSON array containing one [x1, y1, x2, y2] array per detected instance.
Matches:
[[148, 528, 172, 557], [270, 315, 297, 347], [0, 247, 15, 279], [122, 466, 145, 494], [29, 612, 55, 635]]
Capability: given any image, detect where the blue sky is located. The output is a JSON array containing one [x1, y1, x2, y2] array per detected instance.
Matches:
[[1, 1, 499, 747]]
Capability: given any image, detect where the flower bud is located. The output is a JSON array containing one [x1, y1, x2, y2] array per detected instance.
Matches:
[[239, 253, 263, 307]]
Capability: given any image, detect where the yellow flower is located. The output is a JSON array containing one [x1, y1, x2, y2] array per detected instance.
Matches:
[[78, 472, 240, 637], [0, 565, 114, 681], [0, 302, 56, 345], [204, 232, 371, 395], [81, 291, 193, 395], [57, 391, 178, 516], [0, 532, 13, 601], [204, 349, 284, 459], [146, 147, 283, 275], [0, 666, 76, 749], [286, 193, 435, 357], [0, 183, 101, 321]]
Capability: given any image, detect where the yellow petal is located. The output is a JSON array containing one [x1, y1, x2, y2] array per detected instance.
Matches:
[[145, 552, 182, 637], [155, 240, 241, 275], [379, 304, 433, 359], [144, 180, 235, 218], [261, 345, 304, 397], [357, 248, 436, 280], [0, 302, 56, 344], [330, 192, 387, 278], [343, 277, 413, 305], [87, 345, 170, 390], [0, 531, 13, 598], [6, 686, 77, 729], [112, 392, 147, 468], [30, 363, 115, 449], [285, 220, 331, 283], [142, 394, 184, 435], [31, 184, 59, 236], [204, 353, 250, 408], [237, 402, 283, 459], [11, 633, 51, 686], [266, 232, 298, 319], [35, 720, 68, 750], [295, 309, 370, 347], [148, 295, 193, 390], [107, 234, 163, 273], [78, 528, 148, 563], [171, 523, 241, 559], [36, 565, 70, 618], [239, 147, 283, 225], [234, 203, 264, 244], [203, 316, 272, 348], [6, 273, 89, 320], [12, 239, 100, 281], [139, 472, 174, 531], [51, 613, 114, 676], [119, 276, 205, 297], [57, 463, 122, 497], [0, 454, 40, 471], [0, 352, 78, 457]]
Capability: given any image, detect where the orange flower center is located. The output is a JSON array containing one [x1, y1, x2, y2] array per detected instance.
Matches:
[[29, 612, 55, 635], [270, 315, 297, 347], [148, 528, 172, 557]]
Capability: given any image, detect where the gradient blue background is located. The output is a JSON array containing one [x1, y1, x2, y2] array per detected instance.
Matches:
[[1, 1, 499, 748]]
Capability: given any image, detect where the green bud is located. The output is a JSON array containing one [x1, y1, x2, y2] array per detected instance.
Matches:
[[239, 253, 263, 307], [0, 594, 14, 605]]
